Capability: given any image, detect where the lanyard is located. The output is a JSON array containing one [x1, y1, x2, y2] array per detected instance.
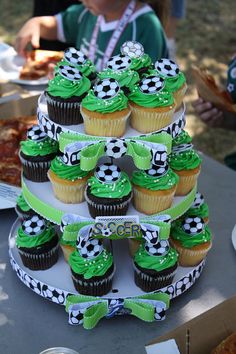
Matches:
[[88, 0, 136, 70]]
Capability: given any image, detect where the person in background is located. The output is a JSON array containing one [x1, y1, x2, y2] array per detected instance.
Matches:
[[192, 56, 236, 170], [15, 0, 170, 70]]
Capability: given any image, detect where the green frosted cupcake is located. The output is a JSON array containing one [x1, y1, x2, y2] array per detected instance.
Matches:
[[172, 130, 192, 147], [183, 192, 209, 223]]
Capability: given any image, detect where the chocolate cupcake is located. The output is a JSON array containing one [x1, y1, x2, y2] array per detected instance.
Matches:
[[85, 163, 132, 218], [120, 41, 152, 75], [16, 215, 59, 270], [69, 225, 114, 296], [19, 125, 58, 182], [45, 64, 91, 125]]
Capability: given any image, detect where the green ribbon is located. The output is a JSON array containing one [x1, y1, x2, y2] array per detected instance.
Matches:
[[65, 292, 170, 329]]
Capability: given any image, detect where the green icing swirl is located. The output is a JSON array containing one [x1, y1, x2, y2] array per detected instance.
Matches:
[[88, 172, 132, 198], [20, 137, 58, 157], [132, 169, 179, 191], [186, 203, 209, 219], [81, 89, 128, 113], [16, 194, 31, 212], [171, 220, 211, 248], [56, 59, 96, 78], [172, 131, 192, 146], [69, 249, 113, 279], [50, 156, 89, 181], [47, 73, 91, 99], [170, 150, 202, 171], [98, 69, 139, 89], [159, 72, 186, 92], [16, 225, 56, 248], [128, 85, 174, 108], [134, 244, 178, 272], [130, 54, 152, 71]]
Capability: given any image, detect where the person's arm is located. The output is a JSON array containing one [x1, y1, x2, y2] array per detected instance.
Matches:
[[15, 16, 58, 57]]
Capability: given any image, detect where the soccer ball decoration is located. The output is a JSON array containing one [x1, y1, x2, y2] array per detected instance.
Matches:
[[22, 215, 46, 236], [76, 236, 103, 259], [58, 64, 82, 81], [27, 125, 47, 142], [101, 225, 113, 237], [64, 47, 87, 65], [151, 145, 168, 166], [107, 54, 131, 71], [155, 58, 180, 77], [105, 139, 127, 159], [94, 78, 120, 99], [172, 143, 193, 154], [145, 240, 170, 257], [95, 163, 121, 183], [140, 224, 160, 245], [191, 192, 204, 208], [145, 163, 168, 178], [120, 41, 144, 58], [182, 216, 205, 235], [139, 76, 164, 94]]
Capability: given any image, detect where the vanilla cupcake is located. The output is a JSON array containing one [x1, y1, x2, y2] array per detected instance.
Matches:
[[128, 75, 175, 133], [81, 78, 130, 137]]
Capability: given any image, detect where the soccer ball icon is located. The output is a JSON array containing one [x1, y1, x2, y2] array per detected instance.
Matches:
[[191, 192, 205, 208], [94, 78, 120, 99], [145, 163, 168, 178], [107, 54, 131, 71], [155, 58, 180, 77], [58, 64, 82, 81], [27, 125, 47, 142], [22, 215, 46, 236], [64, 47, 87, 65], [140, 224, 160, 244], [151, 145, 168, 166], [105, 139, 127, 159], [120, 41, 144, 58], [78, 238, 103, 259], [101, 225, 113, 237], [182, 216, 205, 235], [95, 163, 121, 183], [139, 76, 164, 94], [145, 240, 170, 257]]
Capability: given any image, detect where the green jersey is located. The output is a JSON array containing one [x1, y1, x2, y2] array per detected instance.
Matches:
[[56, 4, 168, 70]]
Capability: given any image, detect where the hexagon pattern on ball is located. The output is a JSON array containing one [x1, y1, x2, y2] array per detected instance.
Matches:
[[27, 125, 47, 142], [120, 41, 144, 58], [182, 216, 205, 235], [95, 163, 121, 183], [64, 47, 87, 65], [105, 139, 127, 159], [94, 78, 120, 99], [22, 215, 46, 236], [192, 192, 204, 208], [145, 240, 170, 257], [58, 65, 82, 81], [145, 163, 168, 177], [151, 145, 168, 166], [107, 54, 131, 71], [155, 58, 180, 77], [139, 76, 164, 94]]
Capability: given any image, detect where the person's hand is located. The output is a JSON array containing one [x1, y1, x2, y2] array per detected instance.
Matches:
[[15, 18, 40, 57], [192, 97, 224, 128]]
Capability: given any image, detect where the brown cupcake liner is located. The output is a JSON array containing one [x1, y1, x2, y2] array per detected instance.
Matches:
[[18, 243, 59, 271], [19, 155, 51, 182]]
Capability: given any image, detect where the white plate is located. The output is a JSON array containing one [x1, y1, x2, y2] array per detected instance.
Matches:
[[231, 224, 236, 250], [0, 44, 48, 86]]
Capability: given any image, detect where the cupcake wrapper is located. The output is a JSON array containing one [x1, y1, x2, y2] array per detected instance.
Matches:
[[133, 263, 177, 292], [81, 108, 130, 137], [18, 243, 59, 270], [71, 267, 115, 296], [133, 186, 175, 215], [46, 94, 83, 125], [175, 171, 200, 196], [129, 104, 175, 133], [174, 83, 188, 111], [19, 155, 51, 182]]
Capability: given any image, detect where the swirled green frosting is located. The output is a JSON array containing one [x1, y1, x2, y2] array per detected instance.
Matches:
[[128, 85, 174, 108], [88, 172, 132, 198], [172, 131, 192, 146], [56, 59, 96, 78], [130, 54, 152, 71], [47, 74, 91, 99], [186, 203, 209, 219], [170, 150, 202, 171], [20, 137, 58, 157], [16, 225, 56, 248], [16, 194, 31, 212], [50, 156, 89, 181], [134, 244, 178, 272], [171, 220, 211, 248], [69, 249, 113, 279], [98, 69, 139, 89], [81, 89, 128, 113], [132, 169, 179, 191]]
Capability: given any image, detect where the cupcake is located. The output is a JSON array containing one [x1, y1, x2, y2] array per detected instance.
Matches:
[[56, 47, 96, 82], [81, 78, 130, 137], [134, 223, 178, 292], [154, 58, 187, 110], [45, 64, 91, 125], [128, 75, 175, 133], [85, 163, 132, 218], [19, 125, 58, 182], [98, 54, 139, 94], [48, 154, 92, 204], [169, 144, 202, 196], [183, 192, 209, 223], [69, 225, 114, 296], [15, 193, 35, 220], [120, 41, 152, 75], [16, 215, 59, 270], [172, 130, 192, 147], [170, 216, 212, 267], [132, 163, 179, 215]]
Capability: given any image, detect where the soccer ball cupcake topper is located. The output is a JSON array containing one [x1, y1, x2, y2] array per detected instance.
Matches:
[[58, 64, 82, 81], [93, 78, 120, 100], [121, 41, 144, 58], [27, 125, 47, 142], [139, 76, 164, 94], [22, 215, 46, 237], [76, 225, 103, 259], [64, 47, 87, 65], [155, 58, 180, 77], [95, 163, 121, 184], [182, 216, 205, 235], [107, 54, 132, 71]]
